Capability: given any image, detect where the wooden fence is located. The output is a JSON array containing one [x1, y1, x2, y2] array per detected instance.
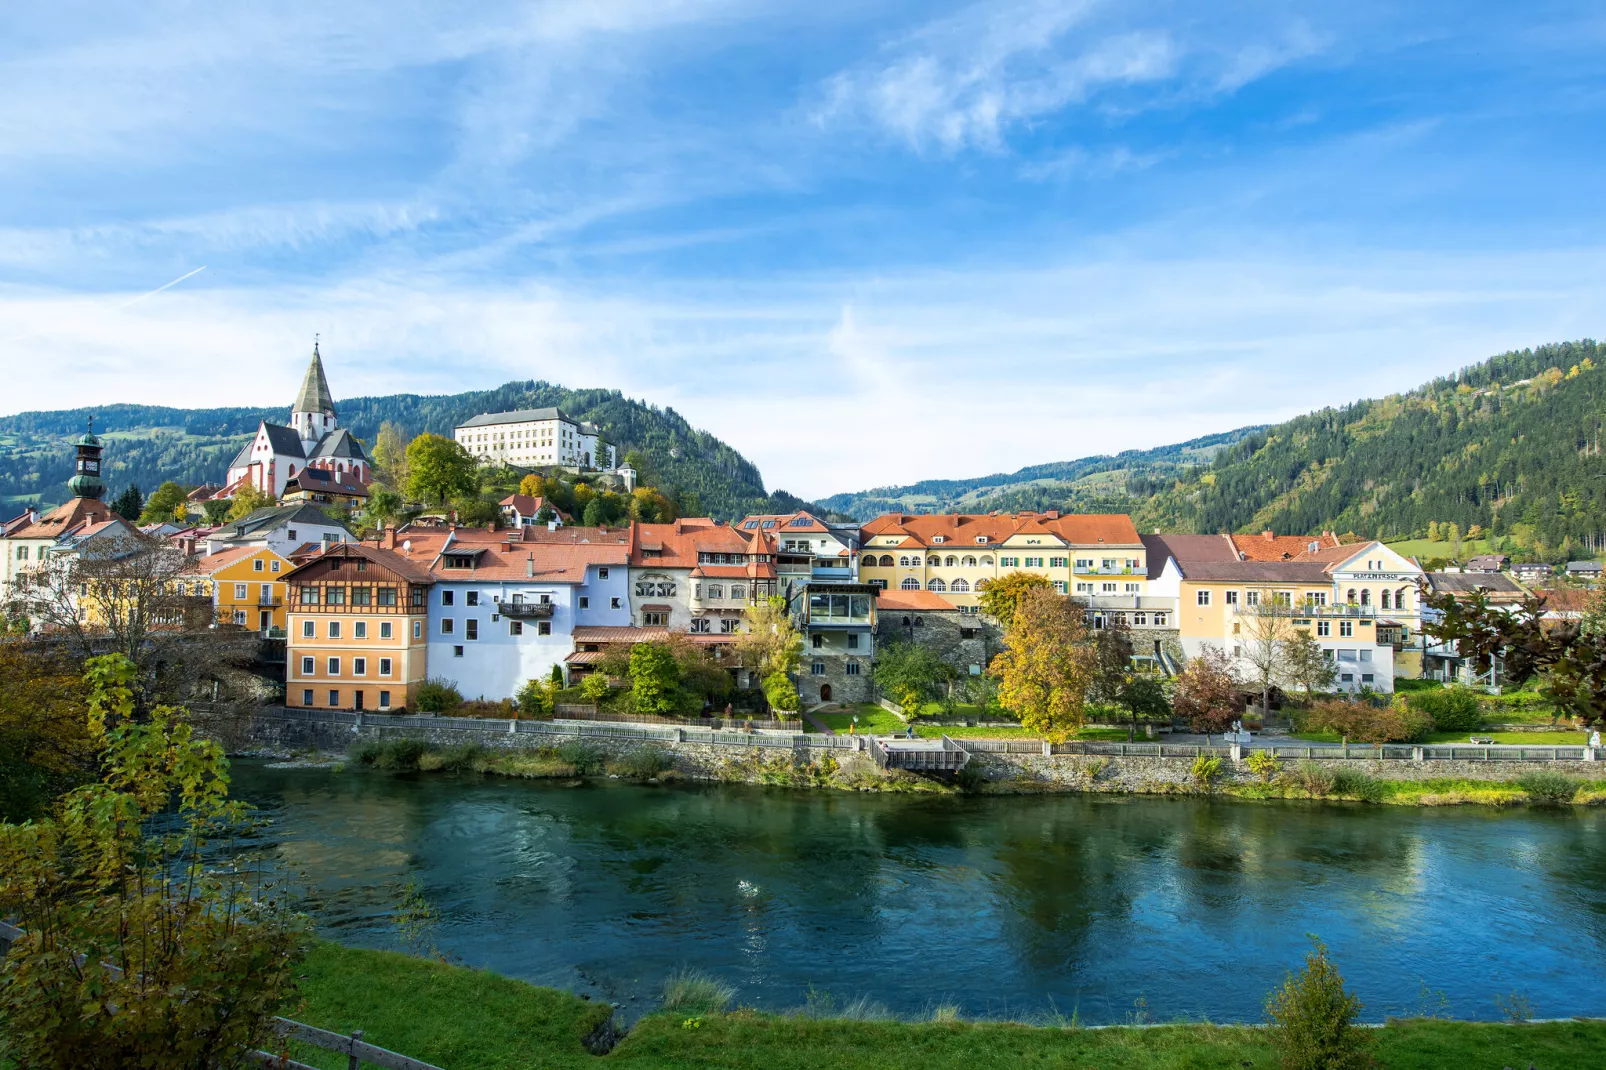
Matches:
[[0, 920, 441, 1069]]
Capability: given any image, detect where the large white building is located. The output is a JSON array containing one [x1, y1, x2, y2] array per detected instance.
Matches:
[[224, 343, 370, 499], [454, 408, 615, 470]]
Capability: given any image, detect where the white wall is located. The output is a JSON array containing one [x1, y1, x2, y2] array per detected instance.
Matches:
[[427, 579, 578, 700]]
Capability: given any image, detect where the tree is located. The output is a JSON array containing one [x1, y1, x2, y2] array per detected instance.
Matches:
[[988, 588, 1093, 740], [976, 571, 1054, 629], [137, 481, 189, 525], [1283, 629, 1337, 698], [226, 484, 274, 521], [405, 433, 478, 507], [452, 496, 499, 527], [734, 596, 802, 679], [0, 643, 94, 821], [1115, 673, 1170, 742], [200, 498, 231, 526], [364, 486, 402, 526], [762, 671, 800, 713], [518, 473, 546, 498], [582, 499, 608, 527], [1264, 938, 1375, 1070], [629, 642, 681, 715], [110, 484, 143, 520], [1173, 646, 1241, 742], [872, 641, 952, 713], [534, 504, 557, 524], [1239, 599, 1296, 717], [370, 421, 411, 493], [0, 655, 307, 1070]]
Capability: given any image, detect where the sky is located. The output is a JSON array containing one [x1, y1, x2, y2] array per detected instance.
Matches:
[[1, 1, 1604, 499]]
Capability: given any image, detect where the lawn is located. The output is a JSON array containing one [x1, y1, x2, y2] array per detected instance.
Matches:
[[278, 941, 1606, 1070], [1290, 730, 1586, 745], [813, 705, 906, 735], [914, 724, 1043, 739]]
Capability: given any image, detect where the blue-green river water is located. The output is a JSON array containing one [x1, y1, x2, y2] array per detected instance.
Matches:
[[230, 761, 1606, 1024]]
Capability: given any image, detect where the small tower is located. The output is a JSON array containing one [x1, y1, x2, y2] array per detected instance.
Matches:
[[67, 417, 106, 500], [290, 338, 338, 445]]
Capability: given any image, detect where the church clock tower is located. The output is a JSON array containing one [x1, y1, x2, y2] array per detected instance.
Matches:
[[67, 417, 106, 500]]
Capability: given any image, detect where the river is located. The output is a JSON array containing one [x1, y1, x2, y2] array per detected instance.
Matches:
[[230, 761, 1606, 1025]]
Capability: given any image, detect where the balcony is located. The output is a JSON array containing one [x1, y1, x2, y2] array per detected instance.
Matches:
[[257, 594, 282, 606], [500, 601, 555, 619], [1074, 565, 1137, 576], [1291, 605, 1378, 619]]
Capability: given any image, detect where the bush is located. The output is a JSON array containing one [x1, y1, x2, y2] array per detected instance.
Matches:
[[1286, 761, 1336, 797], [762, 671, 800, 713], [433, 743, 486, 773], [349, 739, 385, 765], [516, 678, 553, 718], [1518, 771, 1580, 804], [1408, 686, 1482, 732], [1264, 938, 1375, 1070], [415, 678, 463, 714], [661, 969, 735, 1015], [1330, 768, 1384, 803], [1247, 750, 1280, 782], [1307, 699, 1430, 743], [555, 740, 605, 774], [1192, 754, 1222, 788], [375, 738, 428, 771], [612, 745, 673, 778], [457, 698, 515, 719], [579, 672, 611, 703]]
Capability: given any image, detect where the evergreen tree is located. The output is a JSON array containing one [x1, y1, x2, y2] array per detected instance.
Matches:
[[110, 485, 143, 520]]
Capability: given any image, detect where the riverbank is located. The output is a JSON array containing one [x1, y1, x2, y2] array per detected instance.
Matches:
[[282, 941, 1606, 1069]]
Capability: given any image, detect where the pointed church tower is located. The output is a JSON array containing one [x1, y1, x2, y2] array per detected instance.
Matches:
[[290, 339, 338, 445]]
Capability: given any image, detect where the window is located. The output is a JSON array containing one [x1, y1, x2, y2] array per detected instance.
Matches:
[[610, 597, 622, 610], [810, 662, 825, 676], [234, 583, 248, 600], [253, 559, 263, 572], [413, 620, 422, 639], [301, 620, 314, 638], [1133, 613, 1147, 626], [721, 618, 741, 633], [412, 588, 424, 607], [380, 621, 392, 639], [327, 657, 340, 675], [272, 560, 280, 573], [1381, 589, 1392, 610], [950, 578, 970, 592], [441, 619, 454, 635], [928, 579, 946, 592], [1361, 674, 1374, 684], [510, 620, 523, 636], [441, 590, 455, 606], [354, 657, 367, 676], [351, 587, 371, 606], [1360, 589, 1371, 606], [901, 578, 920, 590], [981, 556, 994, 565], [453, 645, 464, 657], [302, 689, 313, 706], [1317, 620, 1331, 636], [466, 591, 480, 607], [328, 690, 339, 707], [812, 634, 824, 648], [326, 587, 345, 605], [1053, 581, 1067, 593], [846, 633, 860, 649], [300, 656, 314, 674], [1075, 558, 1093, 569], [578, 596, 589, 610], [880, 555, 896, 567], [643, 611, 667, 626], [1000, 556, 1020, 567], [1024, 557, 1043, 567], [1101, 582, 1117, 593], [379, 690, 391, 707], [926, 557, 940, 566], [465, 620, 478, 641], [1075, 582, 1093, 594], [1340, 621, 1354, 637], [354, 621, 367, 639], [537, 621, 551, 635], [707, 584, 723, 599], [598, 567, 609, 579], [231, 610, 246, 625], [1226, 590, 1239, 605], [1359, 649, 1372, 663], [1050, 556, 1068, 568], [846, 661, 861, 676], [1246, 590, 1260, 606], [376, 586, 396, 606], [1153, 613, 1167, 626], [731, 584, 746, 600], [1125, 583, 1140, 594], [379, 657, 392, 676], [690, 618, 712, 634], [1196, 590, 1211, 606], [328, 621, 341, 639]]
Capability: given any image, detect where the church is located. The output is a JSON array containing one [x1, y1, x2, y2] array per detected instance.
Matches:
[[224, 343, 370, 499]]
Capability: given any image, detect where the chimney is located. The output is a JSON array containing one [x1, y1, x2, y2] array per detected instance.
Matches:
[[382, 525, 397, 550], [486, 522, 496, 533], [547, 518, 559, 532], [1262, 530, 1275, 541], [1045, 510, 1060, 519], [527, 552, 535, 578]]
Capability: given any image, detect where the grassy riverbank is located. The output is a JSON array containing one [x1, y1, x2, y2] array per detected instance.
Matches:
[[280, 941, 1606, 1069]]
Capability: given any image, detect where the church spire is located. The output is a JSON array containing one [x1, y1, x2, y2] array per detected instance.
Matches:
[[291, 337, 337, 443]]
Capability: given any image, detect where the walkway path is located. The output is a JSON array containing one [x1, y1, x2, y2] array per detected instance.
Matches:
[[800, 706, 836, 735]]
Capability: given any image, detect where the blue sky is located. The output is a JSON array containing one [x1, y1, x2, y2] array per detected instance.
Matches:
[[1, 1, 1603, 498]]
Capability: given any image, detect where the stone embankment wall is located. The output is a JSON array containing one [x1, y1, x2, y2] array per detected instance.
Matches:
[[234, 710, 1606, 792]]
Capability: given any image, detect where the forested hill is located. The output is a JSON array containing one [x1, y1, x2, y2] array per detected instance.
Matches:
[[0, 381, 801, 520], [822, 340, 1606, 561]]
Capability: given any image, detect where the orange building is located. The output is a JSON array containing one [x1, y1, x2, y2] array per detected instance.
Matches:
[[281, 540, 433, 712], [187, 545, 292, 634]]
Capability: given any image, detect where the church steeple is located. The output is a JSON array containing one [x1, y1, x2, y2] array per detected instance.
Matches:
[[290, 337, 337, 444], [67, 416, 106, 500]]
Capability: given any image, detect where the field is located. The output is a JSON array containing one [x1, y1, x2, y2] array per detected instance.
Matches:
[[272, 941, 1606, 1070]]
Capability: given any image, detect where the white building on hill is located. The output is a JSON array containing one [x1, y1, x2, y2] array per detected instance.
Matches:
[[224, 343, 370, 498], [454, 408, 614, 470]]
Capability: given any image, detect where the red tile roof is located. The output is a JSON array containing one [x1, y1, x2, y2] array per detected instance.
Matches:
[[861, 511, 1142, 547], [875, 589, 958, 612], [1226, 530, 1344, 562], [10, 497, 118, 541], [499, 494, 572, 522]]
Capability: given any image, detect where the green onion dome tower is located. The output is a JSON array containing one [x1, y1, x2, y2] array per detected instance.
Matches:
[[67, 417, 106, 500]]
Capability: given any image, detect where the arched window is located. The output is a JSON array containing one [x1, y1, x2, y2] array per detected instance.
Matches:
[[1360, 589, 1371, 606], [928, 579, 947, 592], [879, 554, 895, 567], [950, 578, 970, 592], [945, 555, 957, 566], [1347, 588, 1357, 604], [1380, 589, 1392, 610], [900, 577, 921, 590], [962, 556, 977, 566], [926, 556, 940, 566], [1396, 587, 1410, 610], [901, 616, 912, 626], [898, 556, 910, 567], [981, 556, 994, 566]]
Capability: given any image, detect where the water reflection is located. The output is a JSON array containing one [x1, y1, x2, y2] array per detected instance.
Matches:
[[231, 762, 1606, 1024]]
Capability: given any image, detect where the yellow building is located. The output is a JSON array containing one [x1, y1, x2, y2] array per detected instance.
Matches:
[[188, 545, 292, 635], [857, 512, 1148, 607]]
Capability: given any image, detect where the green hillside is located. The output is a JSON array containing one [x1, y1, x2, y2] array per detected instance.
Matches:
[[0, 382, 804, 521], [823, 340, 1606, 562]]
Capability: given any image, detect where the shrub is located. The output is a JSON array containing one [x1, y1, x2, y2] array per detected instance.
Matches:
[[1192, 754, 1222, 788], [1408, 687, 1481, 732], [1307, 699, 1429, 744], [1330, 768, 1384, 803], [1264, 937, 1375, 1070], [579, 672, 611, 703], [762, 671, 800, 713], [555, 740, 605, 774], [349, 739, 385, 765], [1286, 761, 1336, 797], [613, 745, 673, 778], [414, 678, 463, 714], [375, 737, 428, 771], [661, 969, 735, 1015], [516, 678, 553, 717], [434, 743, 486, 773], [1518, 771, 1580, 804], [1247, 750, 1280, 782], [457, 698, 515, 719]]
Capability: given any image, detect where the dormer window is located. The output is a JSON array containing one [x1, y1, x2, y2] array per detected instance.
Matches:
[[975, 536, 989, 544], [932, 536, 945, 544]]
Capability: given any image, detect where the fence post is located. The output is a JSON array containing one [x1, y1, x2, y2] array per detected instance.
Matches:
[[1230, 743, 1241, 762], [508, 718, 516, 734], [1042, 740, 1052, 757], [1411, 746, 1424, 763], [676, 728, 685, 743], [347, 1029, 363, 1070], [354, 711, 363, 730], [1587, 747, 1598, 762]]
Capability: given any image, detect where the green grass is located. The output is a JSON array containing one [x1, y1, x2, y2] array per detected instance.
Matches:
[[914, 724, 1043, 739], [814, 705, 907, 734], [908, 701, 989, 718], [280, 941, 1606, 1069], [1386, 537, 1500, 560], [1290, 730, 1586, 745]]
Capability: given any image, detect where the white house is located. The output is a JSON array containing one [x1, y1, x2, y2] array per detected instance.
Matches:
[[224, 343, 370, 498], [454, 408, 615, 471], [202, 503, 351, 559]]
